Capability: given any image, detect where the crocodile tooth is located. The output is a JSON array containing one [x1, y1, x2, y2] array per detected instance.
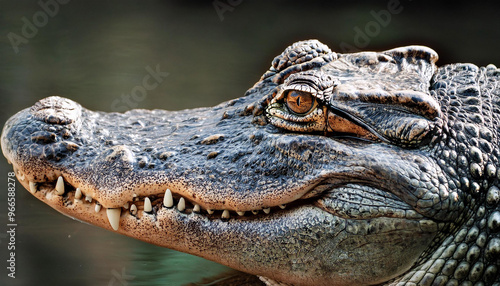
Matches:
[[95, 204, 101, 213], [17, 171, 25, 181], [207, 209, 214, 214], [75, 188, 82, 200], [29, 181, 37, 194], [193, 204, 201, 213], [236, 211, 245, 216], [106, 208, 121, 231], [123, 202, 129, 209], [222, 210, 230, 219], [252, 210, 259, 215], [85, 194, 92, 203], [177, 197, 186, 212], [163, 189, 174, 208], [279, 204, 286, 209], [130, 204, 137, 215], [144, 197, 152, 212], [263, 208, 271, 214], [55, 176, 65, 195]]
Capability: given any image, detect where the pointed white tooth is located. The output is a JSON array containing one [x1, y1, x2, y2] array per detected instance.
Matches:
[[177, 197, 186, 212], [252, 210, 259, 215], [133, 194, 138, 201], [95, 204, 101, 213], [123, 202, 129, 209], [106, 208, 121, 231], [193, 204, 201, 213], [130, 204, 137, 215], [222, 210, 230, 219], [75, 188, 82, 200], [263, 208, 271, 214], [55, 176, 65, 195], [144, 197, 152, 212], [29, 181, 37, 194], [85, 194, 92, 203], [207, 209, 214, 214], [237, 211, 245, 216], [279, 204, 286, 209], [163, 189, 174, 208], [18, 172, 25, 181]]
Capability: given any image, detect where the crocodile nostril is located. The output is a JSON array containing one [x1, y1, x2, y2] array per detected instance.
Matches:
[[30, 131, 57, 144], [30, 96, 82, 125]]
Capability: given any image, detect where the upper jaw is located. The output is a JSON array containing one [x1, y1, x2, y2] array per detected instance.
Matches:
[[1, 44, 444, 219], [3, 92, 442, 231], [2, 91, 454, 222], [1, 95, 331, 215]]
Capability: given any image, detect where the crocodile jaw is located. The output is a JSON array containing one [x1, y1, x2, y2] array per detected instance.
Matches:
[[14, 176, 436, 286], [1, 41, 452, 285], [2, 95, 440, 285]]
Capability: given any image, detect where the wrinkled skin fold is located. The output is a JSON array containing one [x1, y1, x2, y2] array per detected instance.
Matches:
[[2, 40, 500, 285]]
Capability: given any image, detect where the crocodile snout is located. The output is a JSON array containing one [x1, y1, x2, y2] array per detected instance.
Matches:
[[1, 96, 83, 182], [30, 96, 82, 125]]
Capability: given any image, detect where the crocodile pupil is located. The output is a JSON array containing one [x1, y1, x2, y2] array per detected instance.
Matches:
[[285, 90, 314, 115]]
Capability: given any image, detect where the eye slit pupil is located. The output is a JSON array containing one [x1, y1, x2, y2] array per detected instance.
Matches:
[[285, 90, 314, 115]]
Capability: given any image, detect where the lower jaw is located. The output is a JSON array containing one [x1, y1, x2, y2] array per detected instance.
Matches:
[[19, 179, 439, 286], [21, 181, 341, 268], [19, 176, 439, 242]]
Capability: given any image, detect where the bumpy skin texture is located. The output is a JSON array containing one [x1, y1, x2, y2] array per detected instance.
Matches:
[[2, 40, 500, 285]]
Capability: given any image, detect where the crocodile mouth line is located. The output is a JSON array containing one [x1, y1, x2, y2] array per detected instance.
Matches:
[[17, 169, 295, 231], [15, 161, 425, 234]]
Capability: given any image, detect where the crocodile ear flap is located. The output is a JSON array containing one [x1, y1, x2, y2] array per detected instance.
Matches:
[[382, 46, 439, 82], [260, 40, 337, 84]]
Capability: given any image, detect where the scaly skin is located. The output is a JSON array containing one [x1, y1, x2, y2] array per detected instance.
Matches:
[[2, 40, 500, 285]]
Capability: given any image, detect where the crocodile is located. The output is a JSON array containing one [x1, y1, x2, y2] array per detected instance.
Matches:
[[2, 40, 500, 285]]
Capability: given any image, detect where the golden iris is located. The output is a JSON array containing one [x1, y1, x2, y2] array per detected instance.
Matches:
[[285, 90, 315, 115]]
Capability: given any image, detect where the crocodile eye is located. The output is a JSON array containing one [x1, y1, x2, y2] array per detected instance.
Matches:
[[285, 90, 315, 115]]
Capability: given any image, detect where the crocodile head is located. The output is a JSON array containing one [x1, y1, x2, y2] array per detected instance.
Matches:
[[2, 40, 500, 285]]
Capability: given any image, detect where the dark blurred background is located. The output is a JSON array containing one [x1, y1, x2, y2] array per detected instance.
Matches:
[[0, 1, 499, 285]]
